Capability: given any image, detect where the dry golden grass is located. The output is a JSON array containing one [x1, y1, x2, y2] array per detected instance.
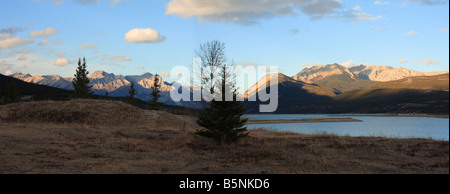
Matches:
[[0, 100, 448, 174], [0, 99, 199, 131]]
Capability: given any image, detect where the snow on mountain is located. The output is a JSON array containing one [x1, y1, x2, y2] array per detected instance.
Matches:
[[293, 64, 449, 83], [10, 71, 200, 108], [292, 64, 357, 83], [349, 65, 448, 82]]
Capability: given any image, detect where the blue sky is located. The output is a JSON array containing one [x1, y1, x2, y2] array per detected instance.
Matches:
[[0, 0, 448, 82]]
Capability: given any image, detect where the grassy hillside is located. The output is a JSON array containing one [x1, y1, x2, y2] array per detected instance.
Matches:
[[0, 99, 448, 174], [0, 99, 199, 130], [1, 73, 199, 115]]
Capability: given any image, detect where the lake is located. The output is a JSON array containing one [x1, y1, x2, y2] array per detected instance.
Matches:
[[244, 114, 450, 141]]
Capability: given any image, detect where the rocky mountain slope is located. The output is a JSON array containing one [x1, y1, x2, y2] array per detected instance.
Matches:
[[293, 64, 357, 83], [294, 64, 448, 83], [292, 64, 448, 94], [10, 71, 198, 108], [244, 73, 336, 113], [244, 72, 449, 114], [349, 65, 448, 82]]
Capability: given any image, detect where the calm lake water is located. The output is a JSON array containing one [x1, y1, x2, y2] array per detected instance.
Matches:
[[244, 114, 449, 141]]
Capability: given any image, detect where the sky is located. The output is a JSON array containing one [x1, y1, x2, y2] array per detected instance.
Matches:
[[0, 0, 449, 83]]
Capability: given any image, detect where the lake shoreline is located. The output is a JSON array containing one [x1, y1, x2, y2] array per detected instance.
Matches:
[[247, 118, 362, 124], [0, 122, 448, 174], [245, 114, 449, 141], [246, 114, 449, 119]]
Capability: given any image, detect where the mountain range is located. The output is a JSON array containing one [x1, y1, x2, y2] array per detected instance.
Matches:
[[7, 64, 449, 113], [292, 64, 447, 94], [244, 64, 449, 113], [9, 71, 198, 108]]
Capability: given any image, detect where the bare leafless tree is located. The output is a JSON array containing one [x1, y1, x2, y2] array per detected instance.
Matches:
[[196, 40, 226, 94]]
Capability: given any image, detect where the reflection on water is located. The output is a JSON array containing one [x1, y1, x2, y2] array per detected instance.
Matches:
[[244, 114, 449, 141]]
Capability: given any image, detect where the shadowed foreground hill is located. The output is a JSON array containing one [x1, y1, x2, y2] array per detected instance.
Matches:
[[0, 100, 448, 174], [0, 73, 70, 101], [0, 100, 199, 130]]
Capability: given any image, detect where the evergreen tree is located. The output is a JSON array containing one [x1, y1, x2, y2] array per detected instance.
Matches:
[[127, 82, 137, 105], [196, 65, 248, 144], [72, 57, 93, 98], [105, 91, 109, 100], [3, 80, 21, 104], [148, 74, 162, 110], [0, 90, 5, 105]]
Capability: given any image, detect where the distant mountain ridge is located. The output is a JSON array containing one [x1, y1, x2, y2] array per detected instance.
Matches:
[[244, 73, 449, 114], [8, 64, 449, 111], [10, 71, 199, 108], [349, 65, 448, 82], [292, 64, 448, 94], [294, 64, 448, 83]]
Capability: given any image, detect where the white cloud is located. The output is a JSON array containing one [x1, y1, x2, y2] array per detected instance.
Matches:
[[397, 59, 407, 64], [0, 61, 12, 72], [54, 58, 70, 66], [17, 55, 27, 61], [0, 26, 27, 35], [166, 0, 343, 24], [374, 1, 390, 5], [38, 38, 49, 46], [402, 0, 448, 6], [352, 13, 383, 22], [1, 54, 59, 75], [97, 54, 132, 63], [353, 5, 361, 10], [108, 55, 131, 62], [125, 28, 166, 43], [56, 52, 66, 57], [161, 72, 170, 77], [80, 43, 96, 49], [0, 37, 35, 50], [1, 26, 27, 40], [370, 25, 389, 32], [75, 0, 99, 4], [0, 33, 13, 40], [441, 28, 449, 32], [403, 30, 418, 36], [414, 59, 440, 65], [136, 66, 145, 70], [29, 27, 58, 37], [341, 60, 358, 67], [7, 48, 31, 56]]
